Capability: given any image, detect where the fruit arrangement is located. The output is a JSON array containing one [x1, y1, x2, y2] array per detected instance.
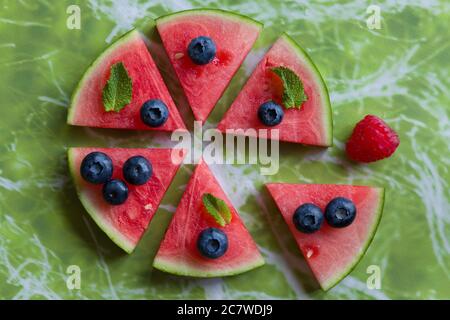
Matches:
[[67, 9, 399, 290]]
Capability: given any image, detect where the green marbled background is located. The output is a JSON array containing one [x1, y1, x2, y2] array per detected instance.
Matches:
[[0, 0, 449, 299]]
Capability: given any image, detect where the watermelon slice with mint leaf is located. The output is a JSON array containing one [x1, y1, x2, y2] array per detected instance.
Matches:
[[156, 9, 263, 124], [67, 30, 186, 132], [153, 160, 264, 276], [266, 183, 384, 290], [68, 147, 186, 253], [218, 33, 332, 146]]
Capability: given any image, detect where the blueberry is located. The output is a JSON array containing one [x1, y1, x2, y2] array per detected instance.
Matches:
[[197, 227, 228, 259], [80, 152, 113, 184], [123, 156, 152, 185], [292, 203, 324, 234], [325, 197, 357, 228], [258, 101, 284, 126], [140, 99, 169, 127], [102, 179, 128, 205], [187, 36, 216, 65]]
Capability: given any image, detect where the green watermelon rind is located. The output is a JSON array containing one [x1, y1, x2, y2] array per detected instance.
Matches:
[[67, 29, 141, 125], [280, 33, 333, 147], [321, 187, 385, 291], [155, 8, 263, 31], [153, 254, 265, 278], [67, 148, 136, 254]]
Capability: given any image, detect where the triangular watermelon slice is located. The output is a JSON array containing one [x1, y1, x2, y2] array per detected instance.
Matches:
[[218, 34, 333, 146], [266, 183, 384, 290], [68, 147, 186, 253], [156, 9, 263, 124], [67, 30, 186, 132], [153, 161, 265, 276]]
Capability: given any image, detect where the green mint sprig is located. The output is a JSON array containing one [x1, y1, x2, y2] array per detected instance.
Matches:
[[102, 62, 132, 112], [202, 193, 232, 227], [271, 66, 307, 109]]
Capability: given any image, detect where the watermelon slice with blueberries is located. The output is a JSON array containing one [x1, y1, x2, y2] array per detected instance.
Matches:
[[153, 160, 265, 276], [67, 30, 186, 132], [68, 147, 186, 253], [156, 9, 263, 124], [218, 33, 333, 146], [266, 183, 384, 290]]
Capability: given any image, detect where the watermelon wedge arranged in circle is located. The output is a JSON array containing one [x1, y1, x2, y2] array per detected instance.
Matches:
[[266, 183, 384, 290], [68, 147, 186, 253], [153, 160, 265, 277], [67, 30, 186, 132], [218, 33, 333, 146], [156, 9, 263, 124]]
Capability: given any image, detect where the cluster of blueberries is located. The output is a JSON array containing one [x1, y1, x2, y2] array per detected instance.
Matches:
[[80, 152, 153, 205], [293, 197, 357, 234]]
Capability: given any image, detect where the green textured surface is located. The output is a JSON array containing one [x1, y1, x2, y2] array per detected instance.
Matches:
[[0, 0, 449, 299]]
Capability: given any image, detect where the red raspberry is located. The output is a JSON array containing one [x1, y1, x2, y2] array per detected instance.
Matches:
[[346, 115, 400, 163]]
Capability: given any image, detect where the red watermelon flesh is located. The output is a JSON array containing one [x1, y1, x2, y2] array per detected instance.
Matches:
[[68, 147, 186, 253], [67, 30, 186, 132], [266, 183, 384, 290], [218, 34, 333, 146], [153, 161, 265, 276], [156, 9, 262, 124]]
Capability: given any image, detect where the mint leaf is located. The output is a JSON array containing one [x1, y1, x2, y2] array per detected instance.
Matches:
[[102, 62, 132, 112], [202, 193, 232, 227], [271, 66, 307, 109]]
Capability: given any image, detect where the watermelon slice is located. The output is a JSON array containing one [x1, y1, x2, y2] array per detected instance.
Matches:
[[153, 161, 264, 276], [67, 30, 186, 132], [68, 147, 186, 253], [218, 33, 333, 146], [266, 183, 384, 290], [156, 9, 263, 124]]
